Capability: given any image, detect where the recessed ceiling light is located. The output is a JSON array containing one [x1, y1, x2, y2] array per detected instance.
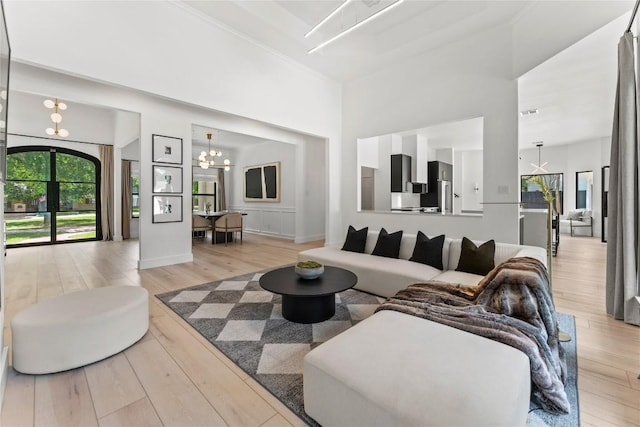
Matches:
[[520, 109, 539, 117]]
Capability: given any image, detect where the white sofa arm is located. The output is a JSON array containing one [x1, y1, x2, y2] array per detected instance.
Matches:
[[514, 246, 547, 267]]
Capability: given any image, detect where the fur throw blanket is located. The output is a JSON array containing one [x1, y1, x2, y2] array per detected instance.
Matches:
[[375, 257, 569, 414]]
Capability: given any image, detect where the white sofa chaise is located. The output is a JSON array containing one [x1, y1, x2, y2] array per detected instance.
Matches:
[[299, 231, 547, 427]]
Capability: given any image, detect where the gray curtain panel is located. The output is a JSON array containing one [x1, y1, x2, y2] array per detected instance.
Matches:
[[100, 145, 114, 241], [121, 160, 131, 240], [218, 168, 226, 211], [606, 32, 640, 326]]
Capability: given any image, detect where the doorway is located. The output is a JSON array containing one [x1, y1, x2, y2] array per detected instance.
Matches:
[[4, 146, 102, 247]]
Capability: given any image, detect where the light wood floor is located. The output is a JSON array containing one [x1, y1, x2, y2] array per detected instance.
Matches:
[[0, 233, 638, 426]]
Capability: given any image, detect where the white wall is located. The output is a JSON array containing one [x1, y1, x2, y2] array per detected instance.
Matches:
[[460, 150, 483, 212], [10, 61, 335, 268], [342, 25, 520, 244], [228, 137, 326, 243], [5, 0, 342, 253], [518, 137, 610, 237], [230, 141, 296, 239]]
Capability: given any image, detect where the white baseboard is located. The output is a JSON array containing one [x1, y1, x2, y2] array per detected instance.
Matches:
[[245, 228, 295, 240], [294, 234, 325, 244], [138, 253, 194, 270], [0, 346, 8, 415]]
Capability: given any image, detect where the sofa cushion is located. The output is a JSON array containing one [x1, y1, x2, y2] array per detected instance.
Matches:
[[298, 246, 442, 297], [341, 225, 368, 253], [303, 310, 531, 427], [456, 237, 495, 276], [566, 209, 583, 220], [409, 232, 445, 270], [372, 228, 403, 259]]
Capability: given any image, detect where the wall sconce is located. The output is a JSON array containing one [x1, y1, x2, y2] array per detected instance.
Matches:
[[473, 183, 479, 192]]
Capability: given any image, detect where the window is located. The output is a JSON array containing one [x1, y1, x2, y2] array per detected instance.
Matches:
[[131, 161, 140, 218], [5, 146, 101, 246], [520, 173, 564, 214], [192, 169, 217, 212], [576, 170, 593, 210]]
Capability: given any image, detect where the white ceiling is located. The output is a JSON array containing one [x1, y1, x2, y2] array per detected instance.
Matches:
[[182, 0, 631, 149], [518, 11, 629, 148], [6, 1, 632, 154], [183, 0, 531, 82]]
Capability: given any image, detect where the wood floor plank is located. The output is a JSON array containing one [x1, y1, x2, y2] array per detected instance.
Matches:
[[261, 413, 294, 427], [243, 376, 306, 427], [580, 390, 640, 426], [97, 397, 163, 427], [34, 369, 98, 427], [148, 302, 277, 426], [124, 338, 227, 427], [84, 353, 147, 418], [0, 368, 35, 427], [629, 371, 640, 392]]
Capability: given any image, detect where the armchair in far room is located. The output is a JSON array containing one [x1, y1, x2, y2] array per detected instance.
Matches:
[[214, 212, 243, 245], [560, 209, 593, 237]]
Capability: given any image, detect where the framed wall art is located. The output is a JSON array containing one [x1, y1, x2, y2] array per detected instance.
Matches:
[[244, 161, 281, 202], [153, 165, 182, 193], [152, 195, 183, 223], [152, 134, 182, 164]]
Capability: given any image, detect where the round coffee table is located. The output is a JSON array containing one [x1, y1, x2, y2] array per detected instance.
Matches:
[[259, 265, 357, 323]]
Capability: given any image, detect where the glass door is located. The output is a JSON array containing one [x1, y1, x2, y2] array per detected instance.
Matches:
[[5, 147, 101, 247]]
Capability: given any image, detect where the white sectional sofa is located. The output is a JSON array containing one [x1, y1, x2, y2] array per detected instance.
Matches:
[[298, 230, 547, 297], [298, 230, 547, 427]]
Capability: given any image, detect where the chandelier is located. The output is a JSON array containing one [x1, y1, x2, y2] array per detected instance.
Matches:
[[530, 142, 548, 173], [44, 98, 69, 137], [199, 132, 231, 171]]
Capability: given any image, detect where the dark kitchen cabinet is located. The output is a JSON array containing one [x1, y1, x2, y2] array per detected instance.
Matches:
[[391, 154, 411, 192]]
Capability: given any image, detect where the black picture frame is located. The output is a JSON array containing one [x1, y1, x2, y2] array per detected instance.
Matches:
[[243, 161, 281, 202], [152, 195, 183, 223], [0, 0, 11, 184], [153, 165, 183, 194], [152, 134, 182, 164]]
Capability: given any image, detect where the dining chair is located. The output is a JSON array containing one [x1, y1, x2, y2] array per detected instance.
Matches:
[[213, 212, 243, 245], [192, 214, 213, 239]]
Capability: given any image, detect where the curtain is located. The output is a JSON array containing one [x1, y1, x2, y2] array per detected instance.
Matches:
[[121, 160, 131, 240], [218, 168, 227, 211], [100, 145, 114, 241], [606, 31, 640, 326]]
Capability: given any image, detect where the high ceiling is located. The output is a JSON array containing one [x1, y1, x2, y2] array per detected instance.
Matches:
[[181, 0, 632, 148], [183, 0, 531, 82], [518, 12, 628, 148], [5, 1, 633, 152]]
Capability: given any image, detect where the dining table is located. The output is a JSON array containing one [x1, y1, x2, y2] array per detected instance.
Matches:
[[193, 211, 248, 245]]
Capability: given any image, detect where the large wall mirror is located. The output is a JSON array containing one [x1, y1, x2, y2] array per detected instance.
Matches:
[[356, 117, 484, 216], [576, 170, 593, 210]]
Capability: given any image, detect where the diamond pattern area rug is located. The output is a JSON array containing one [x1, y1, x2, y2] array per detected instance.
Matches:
[[157, 270, 579, 427], [156, 270, 383, 426]]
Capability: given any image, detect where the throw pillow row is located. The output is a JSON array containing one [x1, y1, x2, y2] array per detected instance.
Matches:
[[341, 225, 495, 275]]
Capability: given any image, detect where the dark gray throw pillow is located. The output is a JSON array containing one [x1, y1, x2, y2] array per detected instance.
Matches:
[[341, 225, 368, 253], [455, 237, 495, 276], [409, 232, 445, 270], [372, 228, 403, 258]]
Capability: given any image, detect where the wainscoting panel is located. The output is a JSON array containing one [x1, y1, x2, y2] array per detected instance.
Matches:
[[230, 206, 295, 239]]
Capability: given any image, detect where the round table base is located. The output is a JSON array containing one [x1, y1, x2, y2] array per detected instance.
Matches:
[[281, 294, 335, 324]]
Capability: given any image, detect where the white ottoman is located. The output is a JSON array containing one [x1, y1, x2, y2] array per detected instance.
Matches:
[[11, 286, 149, 374], [303, 310, 531, 427]]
